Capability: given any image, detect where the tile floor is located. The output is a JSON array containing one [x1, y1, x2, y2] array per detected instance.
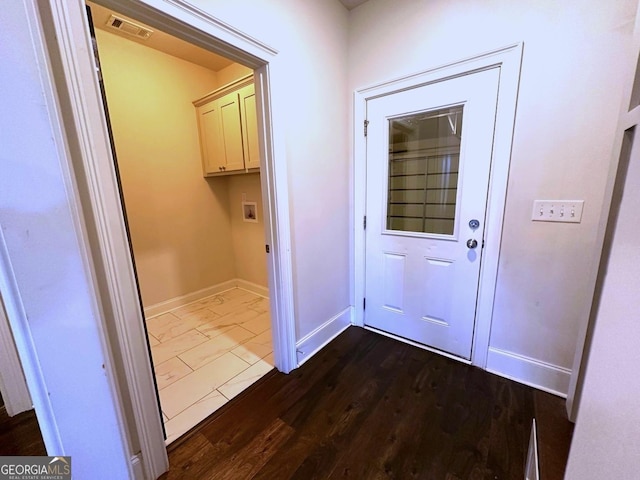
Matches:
[[145, 288, 273, 444]]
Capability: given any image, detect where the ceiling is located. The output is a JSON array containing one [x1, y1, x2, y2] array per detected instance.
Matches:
[[340, 0, 369, 9], [86, 1, 234, 72], [86, 0, 369, 70]]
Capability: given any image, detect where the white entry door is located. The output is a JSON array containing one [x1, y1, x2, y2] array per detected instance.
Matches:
[[364, 68, 500, 359]]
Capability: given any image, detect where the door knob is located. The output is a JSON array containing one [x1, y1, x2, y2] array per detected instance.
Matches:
[[466, 239, 478, 249]]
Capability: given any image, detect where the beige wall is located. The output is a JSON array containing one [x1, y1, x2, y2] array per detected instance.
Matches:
[[96, 29, 269, 307], [96, 29, 236, 307], [216, 63, 253, 88], [227, 173, 268, 287]]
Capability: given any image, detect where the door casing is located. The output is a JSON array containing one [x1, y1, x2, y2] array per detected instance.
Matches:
[[21, 0, 297, 478], [353, 44, 523, 368]]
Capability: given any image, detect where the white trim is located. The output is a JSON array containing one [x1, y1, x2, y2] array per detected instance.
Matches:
[[144, 279, 269, 318], [525, 419, 540, 480], [253, 63, 298, 374], [130, 454, 144, 480], [42, 1, 164, 475], [486, 347, 571, 397], [296, 307, 352, 366], [143, 280, 237, 318], [235, 279, 269, 298], [36, 0, 297, 477], [353, 44, 523, 371], [0, 230, 63, 453], [0, 296, 32, 417]]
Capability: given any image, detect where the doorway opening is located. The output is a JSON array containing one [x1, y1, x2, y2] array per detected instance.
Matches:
[[88, 2, 275, 444]]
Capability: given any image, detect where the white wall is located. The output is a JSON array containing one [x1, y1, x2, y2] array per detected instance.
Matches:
[[186, 0, 351, 340], [1, 0, 350, 474], [348, 0, 637, 394], [0, 2, 131, 477], [565, 130, 640, 477]]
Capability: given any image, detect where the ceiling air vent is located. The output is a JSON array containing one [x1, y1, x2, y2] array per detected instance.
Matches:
[[106, 15, 153, 40]]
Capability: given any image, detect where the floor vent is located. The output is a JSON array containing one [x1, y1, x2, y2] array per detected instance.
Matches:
[[106, 15, 153, 40]]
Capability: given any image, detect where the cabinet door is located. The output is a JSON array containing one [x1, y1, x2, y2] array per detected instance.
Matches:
[[198, 102, 224, 175], [239, 84, 260, 170], [218, 91, 245, 172]]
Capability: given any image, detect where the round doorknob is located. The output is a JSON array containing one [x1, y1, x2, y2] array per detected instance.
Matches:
[[466, 239, 478, 249]]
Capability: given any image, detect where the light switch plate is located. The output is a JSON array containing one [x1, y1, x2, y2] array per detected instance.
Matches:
[[532, 200, 584, 223]]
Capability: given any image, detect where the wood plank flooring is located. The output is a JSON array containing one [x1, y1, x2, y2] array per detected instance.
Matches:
[[0, 327, 573, 479], [0, 407, 46, 456], [161, 327, 569, 479]]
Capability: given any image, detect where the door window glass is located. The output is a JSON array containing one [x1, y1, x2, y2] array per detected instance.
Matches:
[[386, 106, 463, 235]]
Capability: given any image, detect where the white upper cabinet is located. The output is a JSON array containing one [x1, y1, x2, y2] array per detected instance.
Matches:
[[238, 84, 260, 170], [193, 75, 260, 176]]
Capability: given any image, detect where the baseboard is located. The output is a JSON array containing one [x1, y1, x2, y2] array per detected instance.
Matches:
[[235, 279, 269, 298], [486, 347, 571, 397], [130, 453, 145, 480], [144, 280, 237, 318], [296, 307, 352, 366], [144, 278, 268, 318]]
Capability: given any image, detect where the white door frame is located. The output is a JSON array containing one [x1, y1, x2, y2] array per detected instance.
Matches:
[[0, 295, 32, 416], [353, 44, 523, 368], [26, 0, 296, 478]]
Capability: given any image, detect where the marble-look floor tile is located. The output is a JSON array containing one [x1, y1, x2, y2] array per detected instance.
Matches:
[[150, 288, 275, 442], [242, 312, 271, 335], [179, 326, 255, 370], [218, 358, 274, 400], [196, 320, 236, 339], [155, 357, 192, 390], [207, 294, 263, 316], [159, 352, 249, 419], [147, 312, 202, 342], [247, 297, 270, 314], [212, 308, 262, 330], [164, 390, 228, 444], [170, 298, 212, 319], [231, 330, 273, 365], [151, 329, 209, 365], [263, 352, 275, 365]]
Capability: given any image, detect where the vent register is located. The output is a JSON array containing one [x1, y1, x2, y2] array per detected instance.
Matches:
[[106, 14, 153, 40]]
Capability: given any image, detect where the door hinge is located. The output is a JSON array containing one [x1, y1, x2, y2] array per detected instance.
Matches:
[[363, 216, 367, 230], [363, 298, 366, 310], [364, 119, 369, 137], [265, 244, 270, 253]]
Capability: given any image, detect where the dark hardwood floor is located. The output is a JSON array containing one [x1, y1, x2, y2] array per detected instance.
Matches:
[[0, 407, 46, 456], [161, 327, 572, 479], [0, 327, 573, 479]]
